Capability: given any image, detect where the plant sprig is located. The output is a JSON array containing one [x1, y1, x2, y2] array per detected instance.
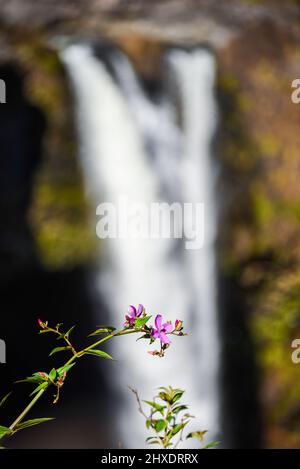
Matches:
[[130, 386, 220, 449], [0, 305, 186, 447]]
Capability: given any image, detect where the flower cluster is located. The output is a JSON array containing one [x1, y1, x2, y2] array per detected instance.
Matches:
[[123, 304, 186, 357], [124, 304, 144, 326]]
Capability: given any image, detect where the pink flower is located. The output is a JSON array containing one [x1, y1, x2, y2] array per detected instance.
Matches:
[[124, 304, 144, 327], [151, 314, 173, 345]]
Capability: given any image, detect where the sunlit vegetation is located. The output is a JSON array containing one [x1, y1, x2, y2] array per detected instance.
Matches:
[[218, 25, 300, 447]]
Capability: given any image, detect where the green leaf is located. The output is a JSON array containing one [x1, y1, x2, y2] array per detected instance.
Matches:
[[16, 372, 47, 385], [49, 346, 71, 357], [15, 418, 54, 432], [172, 404, 188, 414], [203, 440, 220, 449], [30, 382, 48, 397], [0, 392, 12, 409], [48, 368, 57, 381], [158, 386, 170, 392], [57, 363, 76, 377], [0, 426, 11, 439], [172, 390, 184, 404], [155, 419, 167, 433], [146, 436, 159, 443], [136, 334, 150, 341], [85, 350, 113, 360], [145, 437, 161, 446], [158, 386, 184, 404], [88, 326, 116, 337], [145, 419, 152, 429], [17, 377, 39, 384], [134, 316, 151, 328], [64, 326, 75, 339], [56, 326, 75, 341], [171, 421, 187, 437], [158, 392, 169, 402], [187, 430, 208, 441], [143, 401, 166, 414]]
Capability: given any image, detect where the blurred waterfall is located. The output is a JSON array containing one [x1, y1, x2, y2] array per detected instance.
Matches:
[[61, 43, 219, 448]]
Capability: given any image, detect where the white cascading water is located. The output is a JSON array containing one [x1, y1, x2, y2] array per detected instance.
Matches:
[[61, 43, 219, 448]]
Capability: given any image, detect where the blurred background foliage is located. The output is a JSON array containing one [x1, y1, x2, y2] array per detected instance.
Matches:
[[218, 18, 300, 447]]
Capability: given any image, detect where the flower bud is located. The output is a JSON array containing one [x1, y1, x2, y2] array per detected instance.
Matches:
[[38, 319, 48, 329], [175, 319, 183, 331], [148, 350, 161, 356]]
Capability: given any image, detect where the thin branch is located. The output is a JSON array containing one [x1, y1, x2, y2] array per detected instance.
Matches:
[[128, 386, 148, 419]]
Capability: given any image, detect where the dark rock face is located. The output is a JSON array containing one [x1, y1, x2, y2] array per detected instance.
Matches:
[[218, 273, 263, 448], [0, 1, 299, 43], [0, 63, 45, 280], [0, 0, 81, 27]]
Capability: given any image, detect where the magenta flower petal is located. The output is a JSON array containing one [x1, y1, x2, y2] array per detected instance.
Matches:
[[160, 332, 171, 345], [163, 322, 173, 333], [137, 304, 144, 317], [155, 314, 162, 330], [151, 329, 159, 339], [128, 305, 137, 318]]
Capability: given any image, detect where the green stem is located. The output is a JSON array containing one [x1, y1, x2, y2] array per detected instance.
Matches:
[[47, 327, 77, 356], [64, 328, 138, 365], [9, 387, 48, 433], [64, 337, 77, 356], [7, 328, 139, 434]]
